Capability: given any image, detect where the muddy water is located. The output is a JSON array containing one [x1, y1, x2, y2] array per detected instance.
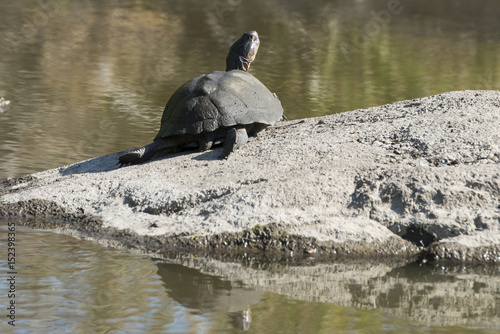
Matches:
[[1, 219, 500, 333]]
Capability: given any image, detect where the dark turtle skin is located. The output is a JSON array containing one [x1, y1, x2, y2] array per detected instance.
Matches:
[[118, 30, 283, 166]]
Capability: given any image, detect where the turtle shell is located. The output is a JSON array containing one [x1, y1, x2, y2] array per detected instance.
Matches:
[[154, 70, 283, 140]]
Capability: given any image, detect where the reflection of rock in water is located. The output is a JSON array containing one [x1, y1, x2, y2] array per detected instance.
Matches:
[[155, 262, 260, 330], [164, 256, 500, 329], [228, 306, 251, 331]]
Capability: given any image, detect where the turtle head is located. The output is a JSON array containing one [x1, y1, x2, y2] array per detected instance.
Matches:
[[225, 30, 260, 72]]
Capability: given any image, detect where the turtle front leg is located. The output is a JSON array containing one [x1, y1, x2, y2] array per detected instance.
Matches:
[[220, 127, 248, 159]]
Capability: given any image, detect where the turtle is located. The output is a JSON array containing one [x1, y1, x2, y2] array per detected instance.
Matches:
[[118, 30, 283, 166]]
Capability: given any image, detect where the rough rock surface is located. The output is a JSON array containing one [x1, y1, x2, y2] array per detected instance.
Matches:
[[1, 90, 499, 263]]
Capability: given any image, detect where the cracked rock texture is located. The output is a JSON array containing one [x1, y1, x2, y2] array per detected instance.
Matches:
[[1, 90, 499, 262]]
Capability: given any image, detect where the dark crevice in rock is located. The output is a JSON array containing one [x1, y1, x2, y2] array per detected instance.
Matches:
[[400, 224, 437, 248], [474, 216, 488, 231], [432, 190, 445, 205]]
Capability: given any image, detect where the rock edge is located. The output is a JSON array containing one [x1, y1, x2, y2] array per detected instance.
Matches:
[[1, 90, 500, 263]]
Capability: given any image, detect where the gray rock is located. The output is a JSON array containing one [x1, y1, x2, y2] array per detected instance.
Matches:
[[1, 90, 499, 263]]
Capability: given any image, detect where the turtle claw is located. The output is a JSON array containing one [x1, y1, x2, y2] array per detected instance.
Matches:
[[116, 161, 130, 168]]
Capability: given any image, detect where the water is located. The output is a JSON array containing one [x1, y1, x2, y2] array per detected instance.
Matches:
[[1, 0, 500, 177], [1, 219, 500, 333], [1, 1, 500, 332]]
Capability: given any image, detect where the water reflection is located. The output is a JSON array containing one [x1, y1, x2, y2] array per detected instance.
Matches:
[[1, 219, 500, 332], [1, 0, 500, 177], [156, 263, 258, 331], [166, 256, 500, 332]]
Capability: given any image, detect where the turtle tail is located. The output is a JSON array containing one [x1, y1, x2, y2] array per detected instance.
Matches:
[[117, 140, 168, 166]]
